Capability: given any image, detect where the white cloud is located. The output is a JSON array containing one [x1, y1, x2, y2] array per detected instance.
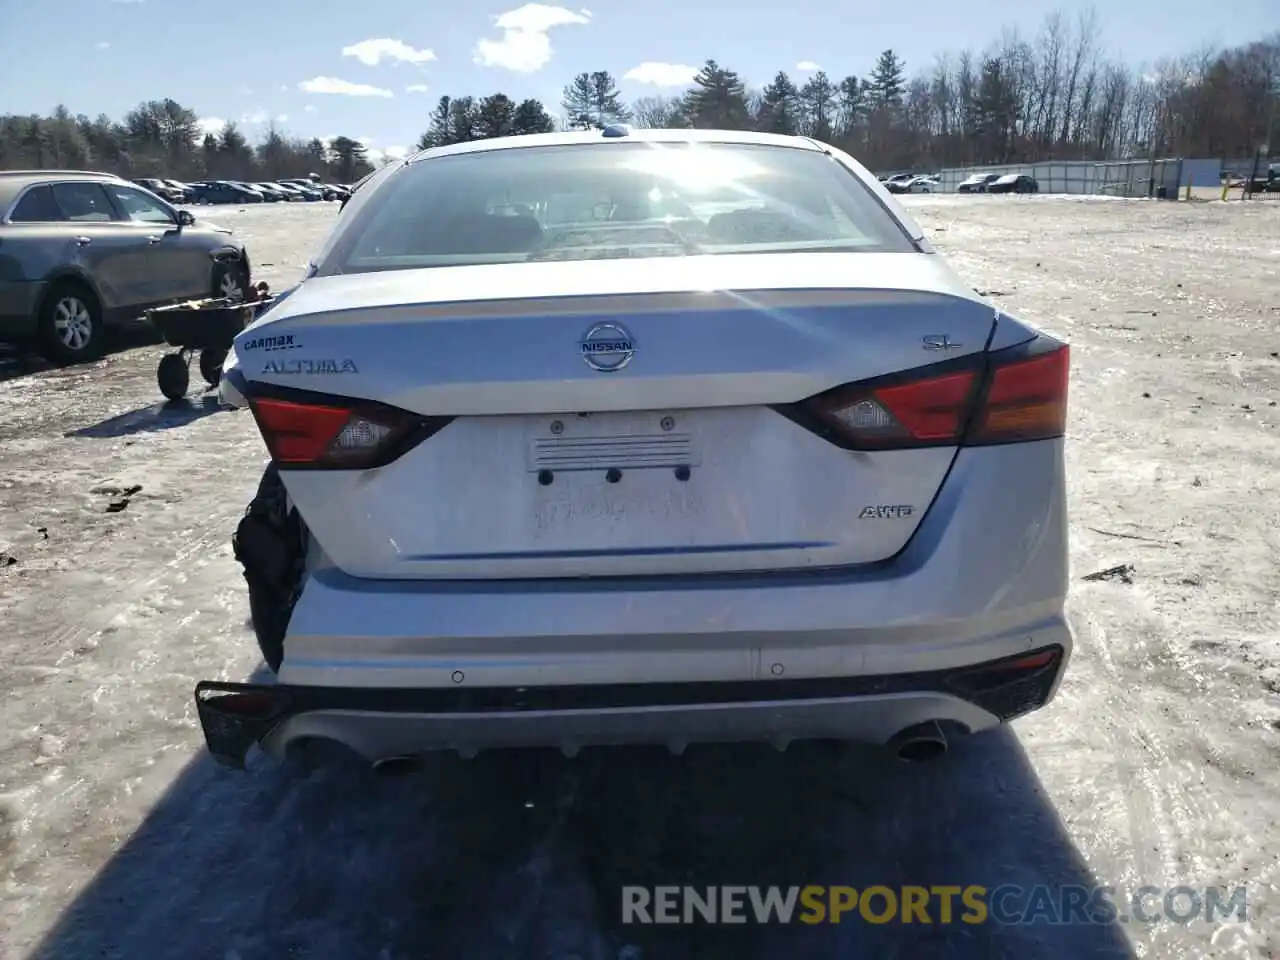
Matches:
[[240, 109, 269, 124], [304, 104, 319, 114], [342, 38, 437, 67], [473, 3, 590, 73], [196, 117, 226, 135], [406, 83, 430, 94], [623, 61, 698, 88], [361, 143, 408, 166], [298, 76, 394, 98], [795, 60, 821, 71], [275, 114, 289, 123], [580, 6, 593, 14], [96, 41, 111, 49], [356, 137, 383, 165]]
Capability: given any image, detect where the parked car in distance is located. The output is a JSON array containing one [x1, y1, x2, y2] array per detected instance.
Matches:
[[1246, 164, 1279, 194], [987, 174, 1040, 194], [957, 173, 1002, 193], [253, 182, 290, 202], [190, 180, 263, 204], [904, 176, 938, 194], [0, 170, 251, 363], [882, 173, 918, 194], [162, 180, 194, 203], [231, 181, 270, 200], [266, 181, 307, 201], [228, 181, 271, 202], [132, 177, 186, 204], [161, 179, 198, 203], [276, 178, 325, 201]]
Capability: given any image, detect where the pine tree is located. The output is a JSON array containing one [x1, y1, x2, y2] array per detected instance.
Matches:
[[561, 71, 630, 128], [757, 71, 800, 135], [511, 99, 556, 135], [836, 76, 865, 136], [682, 60, 751, 129], [328, 136, 371, 182], [868, 50, 906, 109], [799, 71, 837, 141], [418, 96, 453, 149], [476, 93, 516, 139], [447, 96, 478, 144]]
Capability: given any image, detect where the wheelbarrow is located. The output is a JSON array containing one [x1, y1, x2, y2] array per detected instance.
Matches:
[[146, 282, 275, 401]]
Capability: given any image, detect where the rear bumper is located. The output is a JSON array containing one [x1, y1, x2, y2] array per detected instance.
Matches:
[[202, 439, 1073, 765], [196, 644, 1068, 768]]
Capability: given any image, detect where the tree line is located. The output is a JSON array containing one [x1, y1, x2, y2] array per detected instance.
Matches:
[[1, 11, 1276, 182], [0, 101, 382, 183]]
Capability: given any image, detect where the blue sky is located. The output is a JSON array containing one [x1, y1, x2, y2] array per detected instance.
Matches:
[[0, 0, 1272, 163]]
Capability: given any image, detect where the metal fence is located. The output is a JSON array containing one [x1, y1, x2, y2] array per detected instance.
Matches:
[[936, 161, 1100, 194], [1094, 159, 1185, 198], [909, 155, 1275, 196], [934, 157, 1187, 196]]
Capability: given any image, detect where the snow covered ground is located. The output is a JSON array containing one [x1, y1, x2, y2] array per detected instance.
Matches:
[[0, 196, 1278, 960]]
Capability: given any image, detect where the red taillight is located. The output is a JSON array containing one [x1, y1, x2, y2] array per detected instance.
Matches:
[[789, 339, 1069, 450], [246, 394, 450, 469], [801, 369, 980, 449], [966, 345, 1069, 445], [250, 398, 352, 463], [1003, 649, 1058, 671]]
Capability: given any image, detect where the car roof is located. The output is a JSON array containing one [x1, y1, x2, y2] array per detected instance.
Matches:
[[0, 170, 127, 216], [405, 127, 827, 165]]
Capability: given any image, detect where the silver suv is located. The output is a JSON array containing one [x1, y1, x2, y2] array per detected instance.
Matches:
[[0, 170, 251, 364]]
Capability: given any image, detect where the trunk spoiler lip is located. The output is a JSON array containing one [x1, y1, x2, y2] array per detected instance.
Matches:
[[241, 286, 998, 335], [249, 259, 992, 329]]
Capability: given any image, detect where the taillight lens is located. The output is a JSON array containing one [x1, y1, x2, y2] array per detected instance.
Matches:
[[966, 345, 1069, 444], [783, 339, 1069, 450], [803, 369, 980, 449], [246, 393, 451, 469]]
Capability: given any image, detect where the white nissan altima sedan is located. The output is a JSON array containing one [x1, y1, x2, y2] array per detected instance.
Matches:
[[203, 125, 1072, 772]]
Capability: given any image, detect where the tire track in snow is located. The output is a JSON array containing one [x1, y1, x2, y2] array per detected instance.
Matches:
[[1072, 604, 1271, 960]]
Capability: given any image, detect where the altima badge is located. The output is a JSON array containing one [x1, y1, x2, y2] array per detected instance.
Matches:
[[580, 323, 635, 372], [922, 334, 963, 351]]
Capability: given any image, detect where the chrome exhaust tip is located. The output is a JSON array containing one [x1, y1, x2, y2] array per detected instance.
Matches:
[[887, 720, 949, 763]]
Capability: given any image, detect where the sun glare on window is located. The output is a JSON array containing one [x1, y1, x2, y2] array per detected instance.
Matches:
[[621, 146, 765, 194]]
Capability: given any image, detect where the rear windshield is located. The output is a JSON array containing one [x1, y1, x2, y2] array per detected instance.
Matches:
[[317, 141, 915, 275]]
